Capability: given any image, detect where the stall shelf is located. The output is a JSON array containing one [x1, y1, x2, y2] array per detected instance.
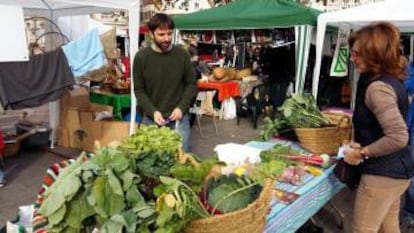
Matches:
[[89, 89, 131, 121]]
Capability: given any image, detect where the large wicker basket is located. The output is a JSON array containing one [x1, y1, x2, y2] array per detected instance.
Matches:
[[294, 113, 352, 155], [185, 179, 275, 233]]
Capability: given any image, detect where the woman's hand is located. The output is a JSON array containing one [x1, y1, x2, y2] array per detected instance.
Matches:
[[344, 142, 363, 165]]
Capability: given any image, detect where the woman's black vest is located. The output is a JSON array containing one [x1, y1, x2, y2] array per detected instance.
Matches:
[[353, 75, 414, 178]]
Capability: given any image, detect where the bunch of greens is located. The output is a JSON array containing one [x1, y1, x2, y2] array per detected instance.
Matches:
[[119, 125, 182, 178], [38, 148, 158, 233], [170, 158, 222, 194], [259, 143, 303, 163], [204, 174, 261, 214], [259, 116, 291, 141], [278, 93, 331, 128], [153, 176, 211, 233], [259, 94, 331, 140]]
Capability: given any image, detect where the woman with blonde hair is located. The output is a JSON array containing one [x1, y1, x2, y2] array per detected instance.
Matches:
[[344, 22, 414, 233]]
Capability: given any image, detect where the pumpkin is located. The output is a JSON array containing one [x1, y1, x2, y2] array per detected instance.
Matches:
[[213, 67, 226, 80]]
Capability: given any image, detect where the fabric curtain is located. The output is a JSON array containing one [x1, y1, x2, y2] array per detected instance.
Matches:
[[294, 25, 312, 94]]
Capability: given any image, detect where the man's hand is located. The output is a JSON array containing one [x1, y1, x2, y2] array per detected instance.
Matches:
[[153, 111, 166, 125], [169, 108, 183, 121]]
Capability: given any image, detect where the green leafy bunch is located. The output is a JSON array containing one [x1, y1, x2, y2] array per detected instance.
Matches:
[[170, 158, 222, 194], [206, 174, 261, 213], [38, 148, 158, 233], [153, 176, 211, 233], [119, 125, 182, 178], [260, 93, 332, 140], [278, 93, 331, 128]]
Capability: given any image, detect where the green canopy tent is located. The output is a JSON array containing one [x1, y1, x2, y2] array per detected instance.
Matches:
[[174, 0, 321, 94]]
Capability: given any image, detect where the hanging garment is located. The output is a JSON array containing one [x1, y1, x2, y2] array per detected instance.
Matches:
[[100, 27, 117, 59], [0, 48, 75, 109], [62, 28, 105, 77]]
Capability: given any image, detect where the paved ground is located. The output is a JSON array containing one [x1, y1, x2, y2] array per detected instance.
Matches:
[[0, 115, 413, 232]]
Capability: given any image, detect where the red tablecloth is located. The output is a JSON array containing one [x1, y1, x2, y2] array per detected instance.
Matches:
[[197, 81, 240, 102]]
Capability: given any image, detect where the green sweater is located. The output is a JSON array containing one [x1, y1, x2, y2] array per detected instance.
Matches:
[[133, 46, 197, 118]]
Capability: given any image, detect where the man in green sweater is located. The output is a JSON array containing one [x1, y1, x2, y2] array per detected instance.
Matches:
[[133, 13, 197, 152]]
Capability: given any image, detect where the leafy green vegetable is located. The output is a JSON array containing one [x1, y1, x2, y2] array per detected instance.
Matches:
[[154, 176, 210, 233], [89, 176, 125, 218], [206, 174, 261, 213], [64, 190, 95, 229], [249, 160, 287, 184], [119, 125, 182, 178], [170, 158, 220, 193], [260, 116, 292, 141], [278, 93, 331, 128]]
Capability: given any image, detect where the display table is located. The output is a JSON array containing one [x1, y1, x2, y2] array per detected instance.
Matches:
[[245, 141, 345, 233], [197, 81, 240, 102], [89, 90, 131, 120]]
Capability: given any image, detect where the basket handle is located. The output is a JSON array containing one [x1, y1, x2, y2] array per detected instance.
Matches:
[[336, 115, 351, 128]]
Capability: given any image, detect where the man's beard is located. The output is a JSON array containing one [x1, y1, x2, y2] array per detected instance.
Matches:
[[154, 39, 172, 52]]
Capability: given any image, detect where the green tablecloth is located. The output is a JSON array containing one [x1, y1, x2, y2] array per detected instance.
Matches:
[[89, 91, 131, 120]]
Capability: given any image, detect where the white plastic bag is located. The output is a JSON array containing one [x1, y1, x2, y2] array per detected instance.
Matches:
[[7, 205, 34, 233], [222, 97, 237, 120]]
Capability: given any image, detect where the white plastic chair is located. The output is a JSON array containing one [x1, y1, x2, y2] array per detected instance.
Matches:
[[189, 90, 220, 137]]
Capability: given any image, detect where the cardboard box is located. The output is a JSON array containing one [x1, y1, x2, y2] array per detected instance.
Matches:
[[59, 88, 134, 151]]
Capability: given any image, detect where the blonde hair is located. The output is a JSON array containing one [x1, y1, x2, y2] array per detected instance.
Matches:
[[348, 22, 407, 80]]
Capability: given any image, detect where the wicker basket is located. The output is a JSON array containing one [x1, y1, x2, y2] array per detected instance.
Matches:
[[185, 179, 275, 233], [3, 130, 37, 157], [294, 114, 352, 155], [4, 142, 20, 157]]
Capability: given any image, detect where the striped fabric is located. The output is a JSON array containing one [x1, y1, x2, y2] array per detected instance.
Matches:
[[294, 25, 313, 95]]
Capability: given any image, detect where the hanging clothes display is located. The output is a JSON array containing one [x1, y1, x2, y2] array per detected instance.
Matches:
[[0, 48, 75, 109], [62, 28, 105, 78]]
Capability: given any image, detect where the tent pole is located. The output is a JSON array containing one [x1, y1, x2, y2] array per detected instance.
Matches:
[[128, 2, 140, 135]]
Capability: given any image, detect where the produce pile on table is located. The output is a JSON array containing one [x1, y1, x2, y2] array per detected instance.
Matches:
[[36, 125, 287, 233], [260, 93, 333, 141]]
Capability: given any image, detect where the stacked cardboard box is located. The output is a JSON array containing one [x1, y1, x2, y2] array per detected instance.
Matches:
[[58, 87, 134, 152]]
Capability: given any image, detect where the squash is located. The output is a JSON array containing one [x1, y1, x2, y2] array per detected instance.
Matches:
[[213, 67, 226, 80]]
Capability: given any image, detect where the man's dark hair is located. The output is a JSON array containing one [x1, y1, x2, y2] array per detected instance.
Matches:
[[147, 13, 175, 32]]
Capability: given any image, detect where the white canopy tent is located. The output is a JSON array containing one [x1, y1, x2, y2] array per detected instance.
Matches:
[[0, 0, 140, 145], [312, 0, 414, 99]]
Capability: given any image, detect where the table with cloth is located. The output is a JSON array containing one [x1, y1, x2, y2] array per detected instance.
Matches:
[[89, 89, 131, 120], [237, 79, 263, 98], [246, 140, 345, 233], [197, 81, 240, 120], [197, 81, 240, 102]]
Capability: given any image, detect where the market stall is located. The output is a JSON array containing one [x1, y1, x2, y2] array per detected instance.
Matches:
[[22, 127, 345, 233], [0, 0, 141, 146], [174, 0, 321, 94], [312, 0, 414, 100]]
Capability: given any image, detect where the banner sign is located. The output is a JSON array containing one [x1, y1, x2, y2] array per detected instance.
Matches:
[[330, 26, 350, 77]]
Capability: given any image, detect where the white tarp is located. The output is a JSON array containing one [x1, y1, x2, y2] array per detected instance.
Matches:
[[0, 5, 29, 62], [312, 0, 414, 99]]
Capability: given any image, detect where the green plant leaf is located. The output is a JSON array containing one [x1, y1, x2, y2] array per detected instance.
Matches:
[[65, 191, 95, 229], [106, 169, 124, 196], [48, 203, 66, 226], [90, 176, 125, 218]]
